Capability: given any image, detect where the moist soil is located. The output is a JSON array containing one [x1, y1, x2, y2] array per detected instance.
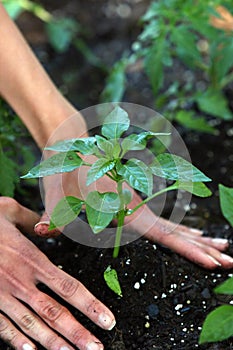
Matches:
[[1, 1, 233, 349]]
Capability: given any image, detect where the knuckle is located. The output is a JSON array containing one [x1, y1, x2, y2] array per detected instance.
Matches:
[[45, 334, 59, 348], [0, 197, 19, 216], [19, 314, 36, 330], [69, 327, 86, 345], [39, 300, 63, 322], [56, 277, 79, 298], [0, 315, 8, 333]]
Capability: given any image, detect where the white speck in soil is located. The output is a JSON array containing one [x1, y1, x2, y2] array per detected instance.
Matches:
[[140, 278, 146, 284], [46, 238, 56, 245], [134, 282, 140, 289], [175, 304, 183, 311], [161, 293, 167, 298], [125, 259, 131, 265], [152, 244, 157, 250]]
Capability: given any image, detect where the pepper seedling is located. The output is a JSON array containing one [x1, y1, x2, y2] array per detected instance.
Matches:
[[22, 106, 212, 295]]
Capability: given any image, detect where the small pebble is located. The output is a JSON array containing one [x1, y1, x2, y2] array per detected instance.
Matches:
[[134, 282, 140, 289]]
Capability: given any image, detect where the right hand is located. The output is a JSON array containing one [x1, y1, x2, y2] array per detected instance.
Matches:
[[0, 197, 115, 350]]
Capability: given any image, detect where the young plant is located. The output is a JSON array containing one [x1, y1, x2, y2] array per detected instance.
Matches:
[[22, 106, 212, 260], [199, 184, 233, 344], [0, 98, 35, 197], [101, 1, 233, 133]]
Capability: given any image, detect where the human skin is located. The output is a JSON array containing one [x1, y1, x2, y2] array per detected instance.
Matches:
[[0, 3, 233, 349]]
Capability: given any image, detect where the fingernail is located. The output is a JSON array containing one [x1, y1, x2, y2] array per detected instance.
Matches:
[[221, 253, 233, 263], [60, 346, 72, 350], [23, 344, 35, 350], [86, 342, 103, 350], [34, 221, 50, 228], [212, 238, 228, 244], [207, 255, 222, 266], [98, 313, 116, 330]]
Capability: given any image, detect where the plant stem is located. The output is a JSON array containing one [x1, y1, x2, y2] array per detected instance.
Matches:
[[112, 180, 125, 258], [113, 210, 125, 258], [129, 183, 178, 215]]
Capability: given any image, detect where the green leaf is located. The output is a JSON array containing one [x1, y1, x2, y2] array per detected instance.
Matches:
[[45, 137, 97, 155], [215, 276, 233, 295], [150, 153, 211, 182], [199, 305, 233, 344], [86, 158, 115, 186], [175, 181, 212, 197], [101, 106, 130, 140], [175, 110, 217, 135], [121, 131, 170, 154], [196, 90, 233, 120], [2, 0, 23, 19], [171, 25, 201, 68], [144, 38, 165, 95], [21, 151, 83, 178], [0, 151, 18, 197], [86, 191, 120, 233], [49, 196, 84, 229], [46, 18, 78, 53], [104, 266, 123, 297], [219, 184, 233, 227], [101, 60, 127, 102], [210, 36, 233, 83], [122, 189, 133, 205], [116, 159, 153, 196], [96, 135, 121, 159]]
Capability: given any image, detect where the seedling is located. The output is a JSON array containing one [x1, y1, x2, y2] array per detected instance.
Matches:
[[22, 106, 212, 260], [199, 184, 233, 344]]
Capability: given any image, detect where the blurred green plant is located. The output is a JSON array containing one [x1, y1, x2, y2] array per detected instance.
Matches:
[[199, 184, 233, 344], [0, 99, 35, 196], [2, 0, 79, 53], [101, 0, 233, 133], [2, 0, 104, 68]]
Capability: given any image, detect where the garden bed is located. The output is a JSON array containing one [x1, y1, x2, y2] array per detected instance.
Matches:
[[1, 1, 233, 349]]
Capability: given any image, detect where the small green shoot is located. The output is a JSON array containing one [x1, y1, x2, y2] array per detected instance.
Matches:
[[199, 276, 233, 344], [199, 184, 233, 344], [104, 266, 123, 297]]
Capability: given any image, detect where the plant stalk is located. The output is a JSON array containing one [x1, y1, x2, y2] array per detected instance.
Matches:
[[113, 210, 125, 258], [129, 183, 178, 215], [113, 180, 125, 258]]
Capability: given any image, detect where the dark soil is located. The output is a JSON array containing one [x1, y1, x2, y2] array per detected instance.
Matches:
[[1, 1, 233, 349]]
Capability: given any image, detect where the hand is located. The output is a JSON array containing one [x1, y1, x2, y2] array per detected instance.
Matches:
[[0, 197, 115, 350], [34, 163, 233, 270]]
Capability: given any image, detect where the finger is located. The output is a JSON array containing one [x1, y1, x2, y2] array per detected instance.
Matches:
[[185, 237, 233, 269], [0, 311, 36, 350], [34, 212, 61, 237], [0, 295, 75, 350], [0, 197, 39, 234], [37, 267, 116, 331], [186, 235, 229, 251], [28, 290, 105, 350]]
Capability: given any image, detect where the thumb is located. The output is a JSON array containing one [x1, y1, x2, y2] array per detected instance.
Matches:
[[34, 212, 61, 237]]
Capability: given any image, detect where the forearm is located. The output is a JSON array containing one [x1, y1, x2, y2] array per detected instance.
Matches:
[[0, 4, 87, 148]]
